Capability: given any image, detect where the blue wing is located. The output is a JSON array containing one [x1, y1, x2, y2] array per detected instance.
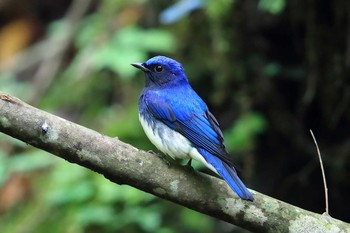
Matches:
[[143, 91, 253, 200], [144, 92, 232, 164]]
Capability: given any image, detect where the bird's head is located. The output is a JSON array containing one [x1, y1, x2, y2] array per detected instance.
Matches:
[[132, 56, 188, 87]]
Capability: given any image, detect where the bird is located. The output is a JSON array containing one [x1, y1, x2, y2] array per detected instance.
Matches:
[[131, 56, 254, 201]]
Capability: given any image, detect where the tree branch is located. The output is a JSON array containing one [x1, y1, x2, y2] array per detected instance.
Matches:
[[0, 92, 349, 233]]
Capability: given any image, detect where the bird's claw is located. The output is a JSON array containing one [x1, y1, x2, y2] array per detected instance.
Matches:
[[186, 159, 192, 167], [184, 159, 195, 172]]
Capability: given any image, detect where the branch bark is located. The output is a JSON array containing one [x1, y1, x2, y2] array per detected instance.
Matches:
[[0, 92, 349, 233]]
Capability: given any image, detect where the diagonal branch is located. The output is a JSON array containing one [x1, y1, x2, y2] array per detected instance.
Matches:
[[0, 92, 349, 233]]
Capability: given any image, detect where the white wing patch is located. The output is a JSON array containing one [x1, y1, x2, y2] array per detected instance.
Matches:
[[139, 114, 217, 174]]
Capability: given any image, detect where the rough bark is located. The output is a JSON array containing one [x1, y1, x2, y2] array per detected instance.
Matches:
[[0, 92, 349, 233]]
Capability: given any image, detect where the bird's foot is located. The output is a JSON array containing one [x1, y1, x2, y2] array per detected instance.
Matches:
[[184, 159, 195, 172]]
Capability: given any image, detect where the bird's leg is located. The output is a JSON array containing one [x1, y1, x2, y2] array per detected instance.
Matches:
[[184, 159, 195, 172], [186, 159, 192, 167]]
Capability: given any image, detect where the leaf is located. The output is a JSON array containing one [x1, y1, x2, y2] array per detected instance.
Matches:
[[224, 112, 267, 152], [258, 0, 286, 15], [8, 150, 57, 173], [75, 24, 176, 79]]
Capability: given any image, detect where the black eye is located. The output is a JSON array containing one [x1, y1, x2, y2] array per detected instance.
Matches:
[[154, 65, 163, 72]]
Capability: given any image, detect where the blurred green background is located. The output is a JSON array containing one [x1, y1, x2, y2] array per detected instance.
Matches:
[[0, 0, 349, 232]]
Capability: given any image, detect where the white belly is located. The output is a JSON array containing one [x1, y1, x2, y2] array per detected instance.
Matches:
[[139, 114, 217, 173], [139, 114, 191, 160]]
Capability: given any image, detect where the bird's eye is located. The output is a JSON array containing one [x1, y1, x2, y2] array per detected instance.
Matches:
[[154, 65, 163, 72]]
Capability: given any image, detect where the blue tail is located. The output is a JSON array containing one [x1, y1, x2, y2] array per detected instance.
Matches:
[[197, 148, 254, 201]]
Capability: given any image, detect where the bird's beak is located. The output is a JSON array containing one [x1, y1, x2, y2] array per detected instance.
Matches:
[[131, 62, 150, 72]]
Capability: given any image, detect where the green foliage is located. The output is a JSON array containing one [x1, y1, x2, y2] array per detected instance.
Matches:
[[225, 112, 267, 152], [76, 23, 175, 79], [0, 0, 217, 231], [0, 0, 274, 232], [0, 138, 55, 186], [258, 0, 286, 14], [263, 62, 282, 78], [206, 0, 236, 21], [0, 73, 33, 100]]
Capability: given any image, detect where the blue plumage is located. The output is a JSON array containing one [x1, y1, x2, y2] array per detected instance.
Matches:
[[132, 56, 253, 201]]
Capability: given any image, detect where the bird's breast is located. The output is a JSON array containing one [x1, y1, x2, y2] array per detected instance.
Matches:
[[139, 113, 192, 160]]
